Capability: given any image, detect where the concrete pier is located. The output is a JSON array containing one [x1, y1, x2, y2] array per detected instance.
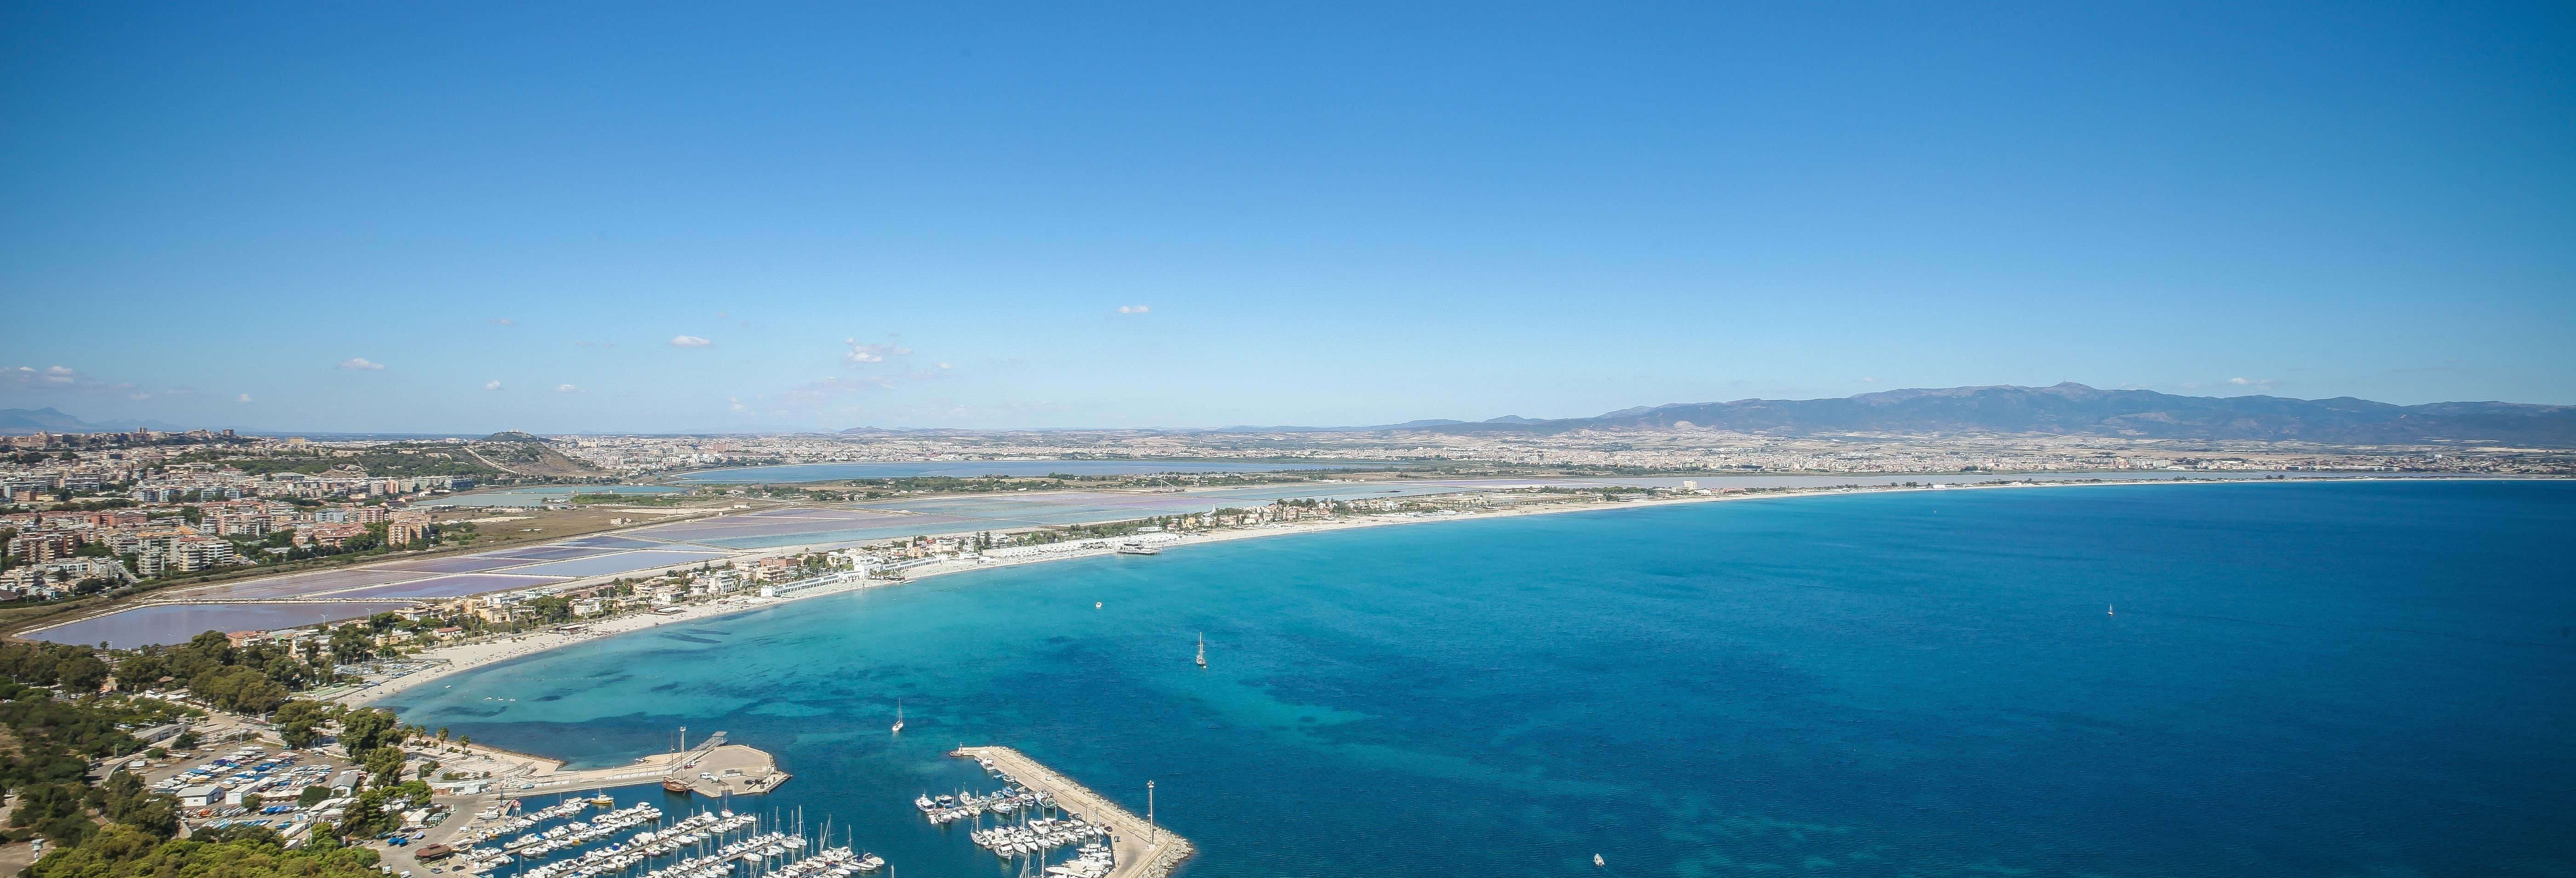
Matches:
[[952, 746, 1195, 878], [504, 740, 787, 797]]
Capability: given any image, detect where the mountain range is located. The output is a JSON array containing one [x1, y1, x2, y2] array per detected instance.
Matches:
[[17, 384, 2576, 445], [1348, 383, 2576, 446], [0, 407, 193, 435]]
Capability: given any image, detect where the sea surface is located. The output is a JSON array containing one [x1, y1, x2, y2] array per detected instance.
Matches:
[[666, 460, 1345, 483], [385, 481, 2576, 877]]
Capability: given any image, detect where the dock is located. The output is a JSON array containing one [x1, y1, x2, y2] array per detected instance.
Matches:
[[502, 734, 787, 797], [952, 746, 1195, 878]]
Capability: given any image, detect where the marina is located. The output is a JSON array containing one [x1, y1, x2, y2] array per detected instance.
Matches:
[[948, 746, 1194, 878], [443, 796, 884, 878]]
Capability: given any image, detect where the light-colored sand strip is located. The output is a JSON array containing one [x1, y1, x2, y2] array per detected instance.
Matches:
[[348, 474, 2491, 705], [955, 745, 1193, 878]]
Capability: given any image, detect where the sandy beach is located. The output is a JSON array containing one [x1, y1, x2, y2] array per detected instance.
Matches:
[[343, 474, 2455, 706]]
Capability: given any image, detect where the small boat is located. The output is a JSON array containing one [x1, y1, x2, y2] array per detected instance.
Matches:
[[662, 778, 691, 795], [1196, 633, 1207, 668], [2108, 603, 2115, 615], [589, 792, 615, 806], [1595, 853, 1606, 867], [891, 700, 904, 734]]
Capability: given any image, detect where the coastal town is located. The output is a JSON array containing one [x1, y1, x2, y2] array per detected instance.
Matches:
[[5, 420, 2567, 613], [548, 427, 2575, 477], [0, 421, 2566, 878]]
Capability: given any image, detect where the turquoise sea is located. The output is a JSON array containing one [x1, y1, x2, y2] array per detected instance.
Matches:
[[385, 481, 2576, 877]]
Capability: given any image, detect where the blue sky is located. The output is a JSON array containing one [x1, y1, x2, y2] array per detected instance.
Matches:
[[4, 3, 2570, 433]]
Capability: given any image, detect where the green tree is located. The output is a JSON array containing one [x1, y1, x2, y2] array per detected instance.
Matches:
[[275, 700, 332, 749], [362, 746, 406, 786], [327, 626, 374, 664], [337, 707, 401, 754], [187, 665, 288, 714], [525, 595, 573, 623], [334, 780, 428, 839], [57, 653, 110, 693], [97, 771, 180, 839], [29, 822, 381, 878]]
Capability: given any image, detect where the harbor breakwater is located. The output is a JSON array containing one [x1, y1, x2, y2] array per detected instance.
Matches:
[[954, 746, 1196, 878]]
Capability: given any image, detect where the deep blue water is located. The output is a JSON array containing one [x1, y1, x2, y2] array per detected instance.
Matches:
[[667, 460, 1342, 483], [385, 481, 2576, 877]]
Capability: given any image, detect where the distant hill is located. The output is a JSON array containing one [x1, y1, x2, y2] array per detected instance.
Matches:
[[469, 433, 604, 477], [0, 407, 93, 434], [1410, 383, 2576, 446], [0, 407, 193, 435]]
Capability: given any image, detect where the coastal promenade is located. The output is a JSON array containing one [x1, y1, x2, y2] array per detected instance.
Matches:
[[954, 746, 1194, 878]]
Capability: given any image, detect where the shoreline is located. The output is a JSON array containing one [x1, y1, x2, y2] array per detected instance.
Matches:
[[346, 473, 2516, 707]]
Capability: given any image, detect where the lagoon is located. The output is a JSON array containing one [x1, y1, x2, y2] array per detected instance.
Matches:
[[665, 460, 1347, 483]]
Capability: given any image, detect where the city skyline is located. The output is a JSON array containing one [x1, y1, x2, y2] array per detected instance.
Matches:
[[6, 3, 2572, 432]]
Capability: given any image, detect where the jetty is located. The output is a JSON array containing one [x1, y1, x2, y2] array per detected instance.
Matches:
[[951, 746, 1194, 878], [498, 733, 788, 797]]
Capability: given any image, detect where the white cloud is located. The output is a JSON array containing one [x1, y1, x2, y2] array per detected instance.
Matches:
[[335, 357, 387, 371], [236, 393, 253, 403], [2226, 377, 2279, 389], [670, 335, 713, 348], [489, 318, 517, 326], [731, 403, 749, 412], [841, 338, 911, 365], [555, 384, 582, 393], [5, 365, 137, 395], [937, 362, 953, 370], [483, 380, 504, 391], [1117, 305, 1151, 314]]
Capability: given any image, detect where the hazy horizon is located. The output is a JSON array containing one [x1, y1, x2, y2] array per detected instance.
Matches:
[[6, 379, 2569, 438]]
